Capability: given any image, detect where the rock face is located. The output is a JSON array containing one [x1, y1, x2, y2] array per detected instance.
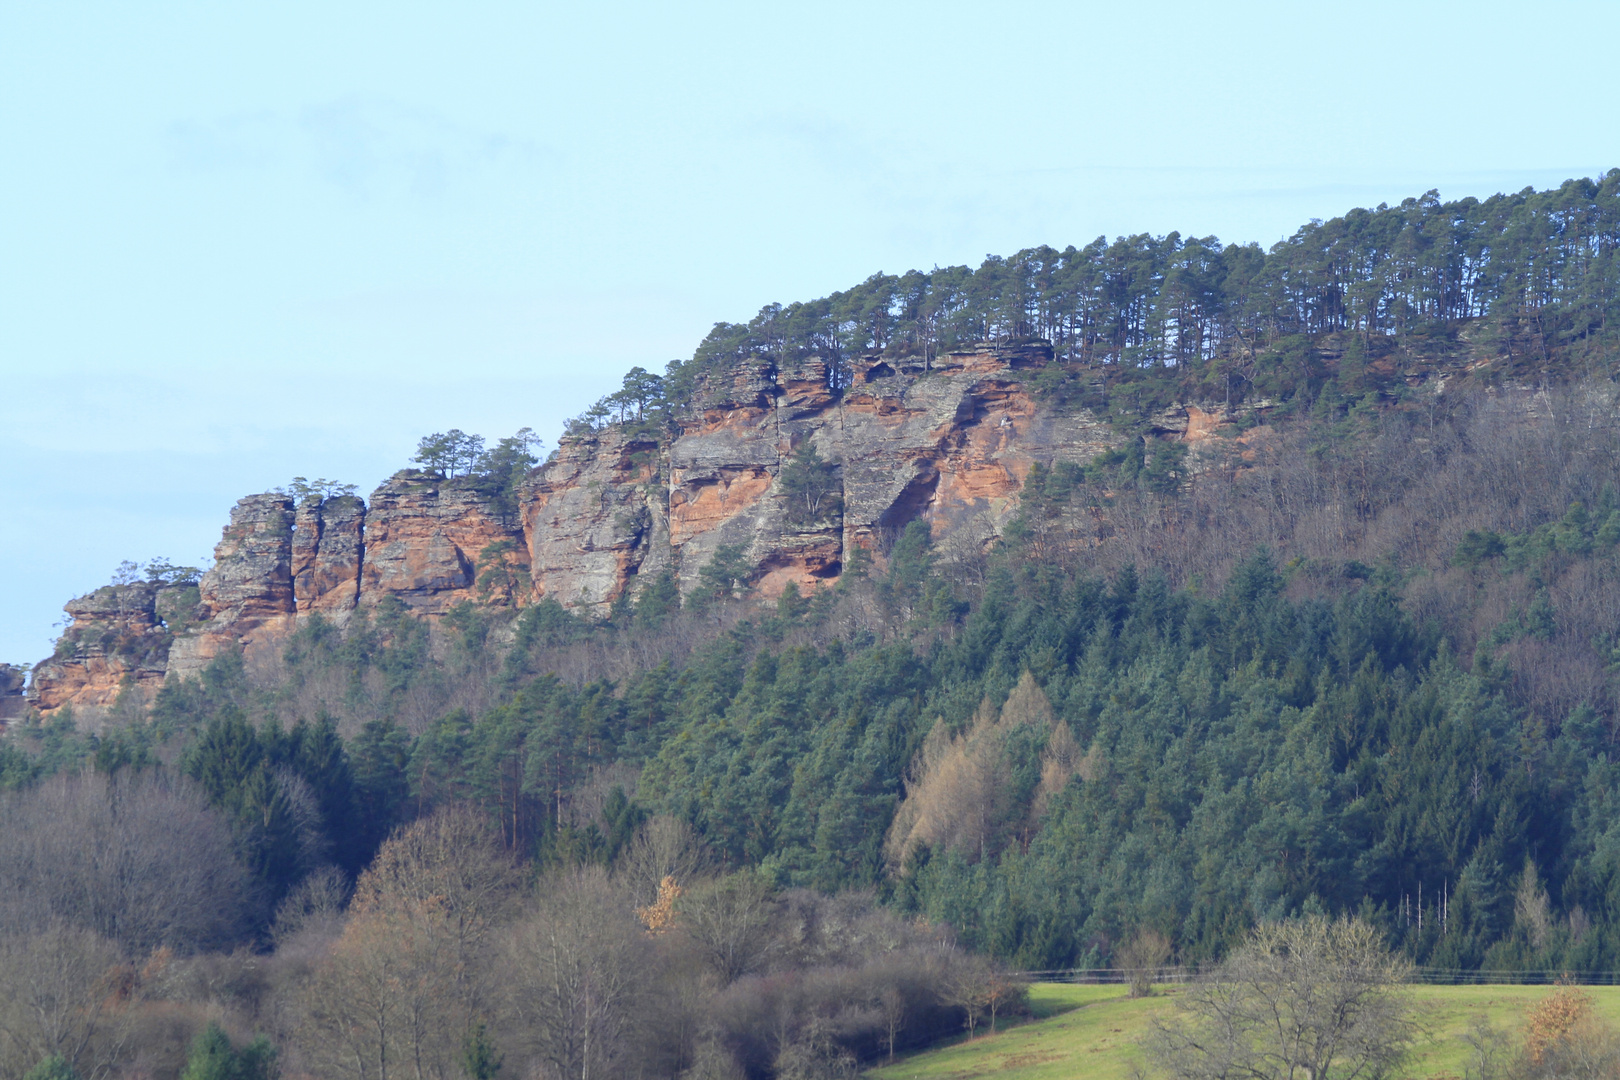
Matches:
[[524, 431, 665, 610], [28, 583, 172, 712], [510, 343, 1119, 610], [363, 473, 526, 612], [648, 343, 1116, 601], [508, 341, 1127, 608], [0, 664, 30, 722], [166, 494, 298, 681], [293, 494, 365, 616], [27, 343, 1211, 711], [161, 482, 525, 684]]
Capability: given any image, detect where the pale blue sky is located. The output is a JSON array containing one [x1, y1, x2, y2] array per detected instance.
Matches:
[[2, 1, 1615, 664]]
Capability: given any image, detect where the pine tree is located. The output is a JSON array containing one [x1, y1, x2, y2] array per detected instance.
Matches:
[[460, 1022, 503, 1080], [22, 1056, 80, 1080], [179, 1023, 277, 1080]]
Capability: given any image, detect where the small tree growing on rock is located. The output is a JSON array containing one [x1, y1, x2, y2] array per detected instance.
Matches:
[[779, 442, 842, 527], [412, 430, 486, 478]]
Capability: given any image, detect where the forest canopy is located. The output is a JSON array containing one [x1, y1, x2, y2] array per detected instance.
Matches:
[[547, 173, 1620, 439]]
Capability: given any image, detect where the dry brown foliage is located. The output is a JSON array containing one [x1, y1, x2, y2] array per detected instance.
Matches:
[[1524, 986, 1596, 1067], [638, 875, 684, 935], [885, 671, 1056, 872], [1033, 716, 1082, 820]]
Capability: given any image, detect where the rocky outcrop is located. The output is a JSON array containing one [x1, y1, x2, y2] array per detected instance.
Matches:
[[166, 494, 298, 681], [523, 431, 665, 609], [0, 664, 29, 722], [28, 583, 172, 712], [161, 481, 524, 684], [644, 342, 1114, 600], [363, 473, 526, 613], [293, 494, 365, 615], [508, 344, 1104, 609], [28, 341, 1243, 711]]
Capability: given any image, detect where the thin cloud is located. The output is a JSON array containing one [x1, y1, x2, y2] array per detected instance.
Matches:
[[163, 98, 558, 202]]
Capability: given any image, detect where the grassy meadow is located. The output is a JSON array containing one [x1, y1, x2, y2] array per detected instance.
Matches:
[[866, 982, 1620, 1080]]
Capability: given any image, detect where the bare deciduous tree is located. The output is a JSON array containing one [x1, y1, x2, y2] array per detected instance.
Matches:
[[0, 773, 251, 954], [772, 1016, 857, 1080], [502, 867, 647, 1080], [879, 985, 907, 1061], [351, 805, 521, 976], [293, 806, 523, 1080], [0, 925, 130, 1080], [270, 865, 350, 947], [1146, 917, 1415, 1080], [676, 872, 778, 986], [615, 814, 712, 912], [296, 907, 467, 1080], [1115, 928, 1173, 999], [984, 969, 1027, 1034], [681, 1038, 747, 1080], [940, 955, 995, 1040], [1460, 1013, 1515, 1080]]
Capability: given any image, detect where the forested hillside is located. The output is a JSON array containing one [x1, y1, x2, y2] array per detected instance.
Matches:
[[614, 171, 1620, 429], [5, 174, 1620, 1080]]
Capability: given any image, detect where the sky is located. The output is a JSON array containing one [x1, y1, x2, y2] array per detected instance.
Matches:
[[1, 0, 1616, 665]]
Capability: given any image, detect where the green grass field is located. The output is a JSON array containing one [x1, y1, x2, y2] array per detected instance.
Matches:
[[866, 983, 1620, 1080]]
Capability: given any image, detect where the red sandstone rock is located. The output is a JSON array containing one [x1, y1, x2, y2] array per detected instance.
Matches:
[[293, 495, 364, 615], [165, 494, 297, 681], [28, 583, 170, 713], [362, 472, 527, 614], [30, 343, 1259, 710]]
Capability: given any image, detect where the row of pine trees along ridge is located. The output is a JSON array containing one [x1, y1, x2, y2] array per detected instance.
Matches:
[[552, 172, 1620, 438]]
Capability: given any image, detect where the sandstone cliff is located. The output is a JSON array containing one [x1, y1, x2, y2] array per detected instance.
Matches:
[[28, 583, 176, 713], [25, 343, 1246, 713], [162, 476, 526, 683], [0, 665, 29, 720]]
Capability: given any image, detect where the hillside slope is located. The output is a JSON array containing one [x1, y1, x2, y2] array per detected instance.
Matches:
[[870, 984, 1620, 1080]]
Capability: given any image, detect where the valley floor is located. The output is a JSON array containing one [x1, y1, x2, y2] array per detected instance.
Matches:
[[867, 982, 1620, 1080]]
